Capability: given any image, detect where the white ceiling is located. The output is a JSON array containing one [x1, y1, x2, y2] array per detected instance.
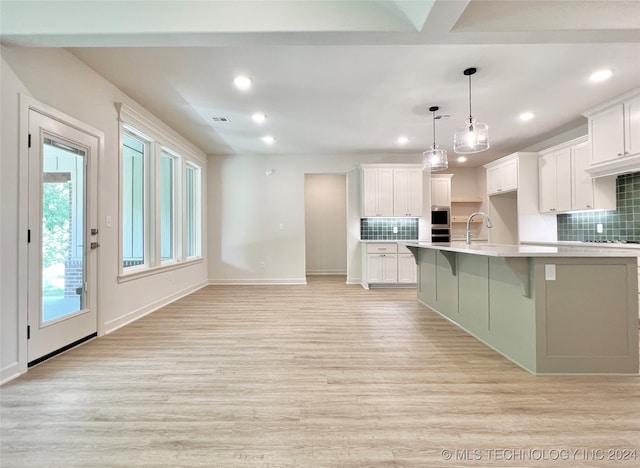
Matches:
[[2, 0, 640, 167]]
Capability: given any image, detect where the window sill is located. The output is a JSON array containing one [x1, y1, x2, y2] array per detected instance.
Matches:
[[117, 257, 204, 283]]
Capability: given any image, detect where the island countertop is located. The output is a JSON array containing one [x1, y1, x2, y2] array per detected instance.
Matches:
[[401, 241, 640, 258]]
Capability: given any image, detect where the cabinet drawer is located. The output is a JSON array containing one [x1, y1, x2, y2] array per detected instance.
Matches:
[[366, 243, 398, 254]]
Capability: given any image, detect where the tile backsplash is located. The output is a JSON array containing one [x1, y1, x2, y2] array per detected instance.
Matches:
[[361, 217, 419, 241], [557, 172, 640, 241]]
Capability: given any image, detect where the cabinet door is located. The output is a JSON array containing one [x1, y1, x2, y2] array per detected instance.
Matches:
[[591, 104, 624, 164], [431, 177, 451, 206], [382, 254, 398, 283], [398, 254, 417, 283], [555, 149, 572, 212], [571, 142, 594, 210], [378, 168, 394, 216], [367, 254, 384, 283], [405, 169, 423, 216], [500, 159, 519, 193], [393, 169, 410, 216], [538, 153, 557, 212], [394, 169, 423, 216], [486, 166, 501, 195], [362, 168, 380, 217], [368, 254, 397, 283], [625, 94, 640, 157]]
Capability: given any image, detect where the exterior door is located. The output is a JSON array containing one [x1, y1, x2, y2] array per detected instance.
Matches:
[[27, 110, 98, 365]]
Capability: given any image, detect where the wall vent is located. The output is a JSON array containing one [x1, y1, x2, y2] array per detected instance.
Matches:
[[211, 117, 231, 123]]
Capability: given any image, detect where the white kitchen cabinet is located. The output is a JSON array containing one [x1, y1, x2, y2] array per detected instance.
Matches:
[[361, 243, 417, 288], [585, 89, 640, 171], [398, 254, 417, 283], [362, 167, 394, 217], [368, 253, 398, 283], [484, 152, 558, 244], [538, 137, 616, 213], [393, 168, 423, 216], [486, 157, 518, 195], [571, 141, 595, 210], [361, 165, 423, 217], [538, 148, 571, 213], [431, 174, 452, 207]]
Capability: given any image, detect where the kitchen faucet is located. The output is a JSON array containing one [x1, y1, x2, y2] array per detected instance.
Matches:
[[466, 212, 493, 245]]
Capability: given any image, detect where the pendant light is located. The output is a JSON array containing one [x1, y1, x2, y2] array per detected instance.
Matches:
[[454, 67, 489, 154], [423, 106, 448, 171]]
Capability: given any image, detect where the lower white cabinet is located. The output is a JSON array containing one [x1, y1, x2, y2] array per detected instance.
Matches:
[[362, 243, 417, 288], [367, 253, 398, 283], [398, 253, 417, 283]]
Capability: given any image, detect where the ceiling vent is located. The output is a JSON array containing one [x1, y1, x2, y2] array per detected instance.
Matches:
[[211, 117, 231, 123]]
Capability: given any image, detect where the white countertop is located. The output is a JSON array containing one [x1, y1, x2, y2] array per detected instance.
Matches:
[[401, 241, 640, 258]]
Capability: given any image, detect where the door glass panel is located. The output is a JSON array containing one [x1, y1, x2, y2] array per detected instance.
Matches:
[[42, 137, 85, 323]]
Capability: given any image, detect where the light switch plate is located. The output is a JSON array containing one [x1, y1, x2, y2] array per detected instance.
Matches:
[[596, 223, 603, 233]]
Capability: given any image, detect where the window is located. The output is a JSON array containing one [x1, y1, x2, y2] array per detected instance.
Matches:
[[160, 152, 175, 262], [185, 164, 200, 258], [118, 103, 204, 278], [122, 133, 146, 268]]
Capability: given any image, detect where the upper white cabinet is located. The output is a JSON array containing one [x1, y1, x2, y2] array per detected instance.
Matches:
[[362, 167, 394, 217], [538, 137, 616, 213], [394, 168, 423, 216], [484, 152, 558, 244], [584, 89, 640, 177], [486, 157, 518, 196], [361, 165, 423, 217], [538, 147, 571, 213], [431, 174, 452, 207]]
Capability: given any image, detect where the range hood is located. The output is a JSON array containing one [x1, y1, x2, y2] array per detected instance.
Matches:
[[586, 154, 640, 178]]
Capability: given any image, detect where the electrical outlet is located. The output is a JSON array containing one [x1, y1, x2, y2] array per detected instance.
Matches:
[[393, 226, 398, 234], [596, 223, 603, 234], [259, 261, 266, 270]]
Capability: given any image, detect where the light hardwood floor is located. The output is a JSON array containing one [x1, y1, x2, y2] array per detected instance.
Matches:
[[2, 276, 639, 467]]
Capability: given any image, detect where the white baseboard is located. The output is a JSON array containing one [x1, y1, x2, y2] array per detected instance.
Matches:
[[305, 270, 347, 275], [208, 278, 307, 285], [1, 362, 21, 386], [103, 280, 208, 334]]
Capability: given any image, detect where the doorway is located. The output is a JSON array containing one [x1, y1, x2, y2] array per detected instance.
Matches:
[[304, 174, 347, 276], [26, 109, 99, 366]]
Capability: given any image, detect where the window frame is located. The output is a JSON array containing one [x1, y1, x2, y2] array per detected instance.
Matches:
[[117, 103, 205, 282], [184, 162, 201, 259]]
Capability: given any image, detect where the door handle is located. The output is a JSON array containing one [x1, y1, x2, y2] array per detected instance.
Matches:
[[90, 242, 100, 249]]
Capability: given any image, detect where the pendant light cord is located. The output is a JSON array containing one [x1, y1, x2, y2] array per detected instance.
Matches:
[[468, 74, 473, 121], [432, 110, 436, 148]]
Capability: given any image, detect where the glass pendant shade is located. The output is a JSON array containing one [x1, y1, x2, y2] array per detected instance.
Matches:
[[423, 105, 448, 171], [423, 145, 448, 171], [454, 118, 489, 154], [454, 67, 489, 154]]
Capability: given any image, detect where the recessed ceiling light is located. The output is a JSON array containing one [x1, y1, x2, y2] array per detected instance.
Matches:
[[261, 135, 275, 144], [457, 156, 467, 163], [519, 112, 535, 121], [252, 112, 266, 123], [397, 136, 409, 145], [590, 68, 613, 83], [233, 75, 252, 91]]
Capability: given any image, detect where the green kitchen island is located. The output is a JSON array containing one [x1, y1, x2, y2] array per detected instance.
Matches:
[[403, 242, 639, 375]]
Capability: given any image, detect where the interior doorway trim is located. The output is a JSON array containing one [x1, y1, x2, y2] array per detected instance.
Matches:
[[17, 94, 105, 375]]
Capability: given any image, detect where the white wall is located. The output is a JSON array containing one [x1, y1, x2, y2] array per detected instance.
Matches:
[[207, 153, 422, 285], [1, 46, 208, 383], [304, 174, 347, 275]]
